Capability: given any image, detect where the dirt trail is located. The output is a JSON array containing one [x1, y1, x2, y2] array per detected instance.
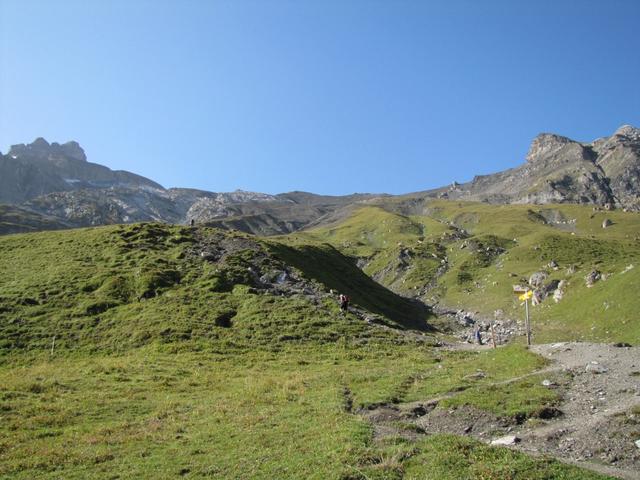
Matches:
[[358, 342, 640, 479], [520, 343, 640, 479]]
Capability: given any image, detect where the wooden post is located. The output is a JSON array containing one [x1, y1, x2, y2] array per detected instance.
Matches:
[[490, 322, 497, 348], [525, 299, 531, 346], [513, 286, 533, 346], [50, 335, 56, 356]]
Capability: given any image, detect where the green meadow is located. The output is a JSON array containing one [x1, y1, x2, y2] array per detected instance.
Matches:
[[1, 202, 633, 479]]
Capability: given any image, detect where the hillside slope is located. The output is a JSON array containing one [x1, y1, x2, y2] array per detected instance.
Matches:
[[0, 223, 432, 356], [299, 201, 640, 344], [0, 224, 625, 480]]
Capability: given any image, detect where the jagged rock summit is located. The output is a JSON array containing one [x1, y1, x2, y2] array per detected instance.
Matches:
[[433, 124, 640, 211], [0, 137, 163, 205], [8, 137, 88, 162]]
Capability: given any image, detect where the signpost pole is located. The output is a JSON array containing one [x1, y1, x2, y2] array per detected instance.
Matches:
[[513, 286, 533, 347], [490, 322, 497, 348], [525, 298, 531, 346]]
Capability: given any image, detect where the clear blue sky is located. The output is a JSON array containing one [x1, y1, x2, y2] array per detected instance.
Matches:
[[1, 0, 639, 195]]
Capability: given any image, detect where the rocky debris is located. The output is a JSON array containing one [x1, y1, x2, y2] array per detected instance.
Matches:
[[585, 361, 608, 374], [602, 218, 613, 228], [187, 230, 323, 300], [622, 264, 634, 274], [491, 435, 521, 446], [356, 342, 640, 479], [548, 259, 559, 270], [552, 280, 567, 303], [442, 308, 518, 345], [585, 270, 601, 288], [532, 279, 561, 306], [524, 343, 640, 477], [185, 191, 280, 222], [529, 271, 548, 288], [454, 310, 475, 326]]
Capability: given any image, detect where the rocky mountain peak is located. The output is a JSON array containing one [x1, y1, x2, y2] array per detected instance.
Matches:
[[612, 124, 640, 141], [525, 133, 575, 163], [52, 141, 87, 162], [9, 137, 50, 159], [8, 138, 87, 162], [31, 137, 50, 149]]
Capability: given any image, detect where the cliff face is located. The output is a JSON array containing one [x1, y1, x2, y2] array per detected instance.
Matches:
[[432, 125, 640, 211]]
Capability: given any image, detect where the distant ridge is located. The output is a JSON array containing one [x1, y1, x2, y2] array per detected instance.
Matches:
[[0, 125, 638, 235]]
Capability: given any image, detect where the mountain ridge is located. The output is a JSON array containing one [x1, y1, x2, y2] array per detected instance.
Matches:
[[1, 125, 639, 235]]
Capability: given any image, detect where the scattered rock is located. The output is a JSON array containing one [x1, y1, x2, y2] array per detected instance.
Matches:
[[602, 219, 613, 228], [585, 361, 608, 374], [455, 310, 474, 327], [622, 264, 634, 274], [541, 379, 555, 387], [491, 435, 520, 446], [529, 271, 548, 288], [585, 270, 601, 288], [553, 280, 566, 303]]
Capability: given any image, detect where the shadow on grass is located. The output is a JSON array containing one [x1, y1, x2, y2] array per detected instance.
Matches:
[[267, 242, 433, 331]]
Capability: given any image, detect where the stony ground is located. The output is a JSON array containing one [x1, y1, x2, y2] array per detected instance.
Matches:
[[359, 342, 640, 480], [522, 343, 640, 479]]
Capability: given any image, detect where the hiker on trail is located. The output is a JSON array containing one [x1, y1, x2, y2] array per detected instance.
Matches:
[[339, 294, 350, 314], [474, 325, 483, 345]]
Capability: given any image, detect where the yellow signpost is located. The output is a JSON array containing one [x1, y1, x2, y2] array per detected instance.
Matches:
[[514, 287, 533, 345], [519, 290, 533, 301]]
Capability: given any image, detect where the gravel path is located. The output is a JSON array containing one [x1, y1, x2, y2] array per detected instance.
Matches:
[[359, 342, 640, 479], [519, 342, 640, 479]]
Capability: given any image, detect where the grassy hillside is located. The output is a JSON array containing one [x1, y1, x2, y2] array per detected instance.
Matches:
[[300, 201, 640, 344], [0, 222, 614, 479], [0, 223, 430, 355]]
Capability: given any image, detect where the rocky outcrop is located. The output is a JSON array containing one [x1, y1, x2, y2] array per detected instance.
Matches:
[[0, 138, 163, 204], [420, 125, 640, 211]]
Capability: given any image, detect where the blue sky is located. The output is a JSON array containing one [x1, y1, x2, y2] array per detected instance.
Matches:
[[1, 0, 639, 195]]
